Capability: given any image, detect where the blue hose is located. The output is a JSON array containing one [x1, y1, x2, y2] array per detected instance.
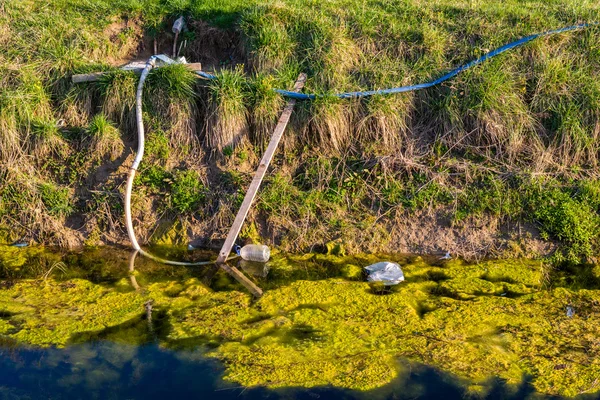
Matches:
[[197, 22, 598, 100]]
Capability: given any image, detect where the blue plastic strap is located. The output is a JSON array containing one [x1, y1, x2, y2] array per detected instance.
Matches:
[[198, 22, 598, 100]]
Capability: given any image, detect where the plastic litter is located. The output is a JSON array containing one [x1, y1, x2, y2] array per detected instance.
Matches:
[[172, 16, 185, 34], [364, 262, 405, 285], [440, 251, 451, 260], [239, 244, 271, 263], [10, 242, 28, 248], [567, 306, 575, 318]]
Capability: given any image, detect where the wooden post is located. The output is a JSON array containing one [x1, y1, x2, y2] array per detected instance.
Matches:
[[215, 73, 307, 279], [219, 263, 264, 297]]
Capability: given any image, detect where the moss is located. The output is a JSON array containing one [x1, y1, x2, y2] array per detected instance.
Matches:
[[0, 251, 599, 397], [0, 278, 144, 347]]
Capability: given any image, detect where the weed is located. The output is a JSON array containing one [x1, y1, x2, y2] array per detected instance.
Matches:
[[145, 130, 170, 160], [170, 170, 206, 214], [39, 182, 73, 218], [138, 165, 172, 193], [526, 179, 600, 264]]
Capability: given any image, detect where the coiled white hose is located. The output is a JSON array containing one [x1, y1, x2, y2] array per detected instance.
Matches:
[[124, 56, 237, 266]]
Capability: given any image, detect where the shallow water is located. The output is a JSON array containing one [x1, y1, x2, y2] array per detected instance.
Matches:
[[0, 341, 542, 400], [1, 246, 599, 399]]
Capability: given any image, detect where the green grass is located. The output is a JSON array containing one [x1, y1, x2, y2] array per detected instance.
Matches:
[[1, 0, 600, 258], [170, 170, 206, 214], [87, 114, 123, 161]]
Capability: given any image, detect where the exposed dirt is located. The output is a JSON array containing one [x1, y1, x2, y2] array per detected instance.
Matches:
[[64, 198, 554, 261], [106, 17, 245, 73], [103, 16, 145, 67], [388, 210, 555, 261], [184, 20, 246, 71]]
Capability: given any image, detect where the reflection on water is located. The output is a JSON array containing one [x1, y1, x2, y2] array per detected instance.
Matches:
[[0, 340, 548, 400], [0, 246, 599, 399]]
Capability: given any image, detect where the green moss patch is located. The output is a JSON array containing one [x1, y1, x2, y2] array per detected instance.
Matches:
[[0, 253, 598, 397]]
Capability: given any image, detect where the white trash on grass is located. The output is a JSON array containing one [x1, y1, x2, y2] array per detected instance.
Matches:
[[364, 262, 405, 285]]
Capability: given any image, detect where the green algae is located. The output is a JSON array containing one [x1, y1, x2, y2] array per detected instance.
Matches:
[[0, 248, 599, 397]]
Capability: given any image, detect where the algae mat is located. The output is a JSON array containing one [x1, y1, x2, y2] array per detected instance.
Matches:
[[0, 248, 599, 397]]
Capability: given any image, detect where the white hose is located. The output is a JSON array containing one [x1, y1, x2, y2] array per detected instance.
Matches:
[[125, 56, 238, 266]]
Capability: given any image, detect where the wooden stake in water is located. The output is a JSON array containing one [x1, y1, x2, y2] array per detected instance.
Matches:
[[215, 73, 307, 293]]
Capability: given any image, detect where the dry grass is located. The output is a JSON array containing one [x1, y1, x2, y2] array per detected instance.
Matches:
[[87, 114, 124, 161], [204, 66, 249, 152]]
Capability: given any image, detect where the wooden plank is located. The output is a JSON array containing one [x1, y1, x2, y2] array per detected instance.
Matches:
[[216, 73, 307, 268], [72, 72, 107, 84], [220, 263, 263, 297], [72, 62, 203, 83]]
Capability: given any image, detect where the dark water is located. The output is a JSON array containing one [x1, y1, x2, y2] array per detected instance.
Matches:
[[0, 340, 559, 400]]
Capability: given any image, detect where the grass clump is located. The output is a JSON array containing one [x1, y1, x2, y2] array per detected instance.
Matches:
[[250, 74, 284, 148], [205, 66, 249, 152], [29, 118, 68, 159], [86, 114, 123, 161], [146, 64, 200, 156], [98, 71, 137, 134]]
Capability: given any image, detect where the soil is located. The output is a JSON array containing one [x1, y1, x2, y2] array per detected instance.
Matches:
[[106, 17, 246, 74], [388, 210, 554, 261], [46, 18, 556, 261]]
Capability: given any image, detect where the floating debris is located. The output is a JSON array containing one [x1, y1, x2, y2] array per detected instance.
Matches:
[[567, 306, 575, 318], [364, 262, 405, 285], [239, 244, 270, 263]]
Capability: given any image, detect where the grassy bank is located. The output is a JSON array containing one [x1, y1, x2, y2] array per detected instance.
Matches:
[[1, 0, 600, 264]]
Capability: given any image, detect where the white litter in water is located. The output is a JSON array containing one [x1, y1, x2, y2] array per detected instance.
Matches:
[[364, 262, 405, 285], [567, 306, 575, 318]]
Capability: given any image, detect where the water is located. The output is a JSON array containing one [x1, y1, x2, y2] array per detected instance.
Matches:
[[0, 341, 539, 399], [1, 246, 599, 399]]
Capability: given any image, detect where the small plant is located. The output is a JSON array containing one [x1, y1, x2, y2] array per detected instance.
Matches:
[[145, 130, 170, 160], [39, 182, 73, 218], [170, 170, 206, 214], [139, 165, 172, 193], [527, 181, 600, 264], [222, 146, 234, 157]]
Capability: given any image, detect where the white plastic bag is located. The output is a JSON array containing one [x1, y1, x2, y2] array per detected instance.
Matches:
[[364, 262, 405, 285]]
